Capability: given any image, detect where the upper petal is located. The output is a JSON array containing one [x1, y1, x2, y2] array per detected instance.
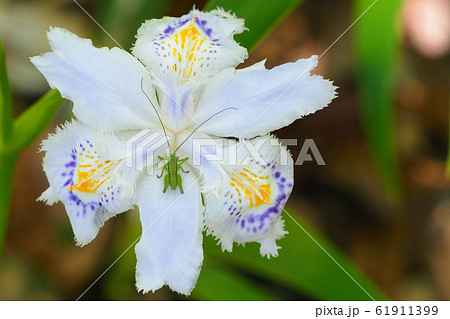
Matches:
[[132, 8, 248, 85], [204, 135, 292, 257], [39, 120, 139, 246], [134, 173, 204, 295], [31, 27, 160, 131], [194, 56, 338, 138]]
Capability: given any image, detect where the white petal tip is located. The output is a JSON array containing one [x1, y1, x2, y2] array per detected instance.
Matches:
[[136, 280, 194, 296], [220, 239, 233, 253], [73, 234, 95, 247], [259, 242, 281, 259], [135, 279, 164, 295], [74, 238, 86, 247], [37, 187, 59, 205]]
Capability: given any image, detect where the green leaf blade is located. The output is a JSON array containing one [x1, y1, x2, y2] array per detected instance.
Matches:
[[0, 40, 15, 260], [12, 89, 64, 152], [95, 0, 171, 49], [0, 40, 13, 147], [353, 0, 403, 203], [0, 151, 16, 259], [203, 211, 387, 300], [193, 257, 280, 300]]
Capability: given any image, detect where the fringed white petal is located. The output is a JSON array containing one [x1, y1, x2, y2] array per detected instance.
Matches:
[[31, 27, 159, 131], [195, 56, 338, 138], [204, 135, 293, 257], [134, 173, 204, 295], [39, 120, 139, 246], [132, 8, 248, 85]]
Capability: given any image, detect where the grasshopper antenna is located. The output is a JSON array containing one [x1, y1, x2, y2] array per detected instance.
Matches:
[[174, 107, 237, 154], [140, 77, 171, 152]]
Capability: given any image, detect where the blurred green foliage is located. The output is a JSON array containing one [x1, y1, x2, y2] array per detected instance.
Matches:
[[0, 40, 14, 257], [0, 41, 13, 146], [353, 0, 403, 203], [200, 213, 386, 300], [95, 0, 171, 49], [204, 0, 304, 50], [103, 212, 385, 300], [194, 257, 280, 300], [0, 41, 64, 258], [13, 90, 63, 151]]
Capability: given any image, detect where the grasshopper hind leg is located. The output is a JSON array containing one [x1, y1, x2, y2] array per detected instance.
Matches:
[[176, 173, 184, 194], [163, 174, 170, 193]]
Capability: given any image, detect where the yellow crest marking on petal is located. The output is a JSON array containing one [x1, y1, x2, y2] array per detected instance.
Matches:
[[230, 170, 273, 208], [68, 154, 123, 194], [162, 17, 212, 84]]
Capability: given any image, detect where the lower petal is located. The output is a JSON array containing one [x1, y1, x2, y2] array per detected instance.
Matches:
[[134, 173, 204, 295], [39, 120, 138, 246], [204, 135, 293, 257]]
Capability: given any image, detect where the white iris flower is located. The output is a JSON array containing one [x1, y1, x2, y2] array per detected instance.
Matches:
[[31, 8, 337, 295]]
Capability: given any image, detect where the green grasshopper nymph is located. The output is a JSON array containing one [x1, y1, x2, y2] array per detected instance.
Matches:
[[157, 154, 189, 194], [141, 78, 235, 194]]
